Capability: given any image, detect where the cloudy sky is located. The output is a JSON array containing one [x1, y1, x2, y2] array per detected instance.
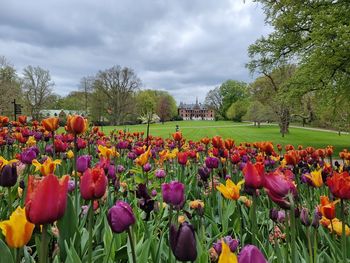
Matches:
[[0, 0, 270, 103]]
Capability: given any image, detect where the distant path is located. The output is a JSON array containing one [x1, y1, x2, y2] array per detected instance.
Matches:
[[258, 123, 349, 135]]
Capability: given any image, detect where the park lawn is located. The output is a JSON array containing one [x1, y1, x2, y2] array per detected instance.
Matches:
[[98, 121, 349, 156]]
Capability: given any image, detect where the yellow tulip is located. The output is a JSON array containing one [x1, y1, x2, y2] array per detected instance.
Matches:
[[305, 169, 323, 187], [32, 157, 62, 176], [97, 145, 119, 159], [0, 207, 35, 248], [26, 136, 36, 146], [189, 200, 205, 209], [66, 150, 74, 159], [328, 218, 350, 236], [135, 146, 151, 166], [216, 179, 244, 200], [0, 156, 18, 169], [218, 240, 238, 263]]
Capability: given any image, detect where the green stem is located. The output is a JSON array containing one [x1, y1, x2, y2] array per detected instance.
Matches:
[[73, 135, 79, 215], [290, 206, 297, 263], [251, 194, 257, 246], [87, 201, 94, 263], [313, 228, 317, 262], [341, 199, 347, 262], [40, 224, 49, 263], [7, 187, 12, 214], [306, 227, 313, 263], [168, 206, 173, 263], [104, 235, 115, 263], [127, 227, 137, 263]]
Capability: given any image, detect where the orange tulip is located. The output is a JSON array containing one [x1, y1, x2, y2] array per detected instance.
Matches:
[[66, 115, 88, 135], [327, 171, 350, 199], [172, 131, 182, 141], [18, 115, 27, 125], [42, 117, 59, 132], [319, 196, 339, 220]]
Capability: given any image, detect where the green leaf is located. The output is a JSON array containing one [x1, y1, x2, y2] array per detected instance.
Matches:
[[0, 239, 14, 263]]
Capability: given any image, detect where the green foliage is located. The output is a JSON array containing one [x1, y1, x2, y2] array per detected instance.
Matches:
[[226, 99, 249, 122]]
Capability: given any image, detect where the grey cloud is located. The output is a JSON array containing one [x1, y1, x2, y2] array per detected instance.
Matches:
[[0, 0, 269, 103]]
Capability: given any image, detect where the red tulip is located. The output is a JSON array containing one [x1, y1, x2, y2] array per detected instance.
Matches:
[[172, 132, 182, 142], [264, 169, 297, 209], [42, 117, 59, 132], [242, 161, 265, 190], [177, 152, 188, 166], [327, 171, 350, 200], [18, 115, 27, 125], [80, 167, 107, 200], [25, 174, 69, 225]]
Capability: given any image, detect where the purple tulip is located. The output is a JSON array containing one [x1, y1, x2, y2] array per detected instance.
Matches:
[[108, 201, 135, 233], [116, 140, 129, 149], [20, 148, 37, 164], [170, 222, 197, 261], [300, 208, 311, 226], [312, 208, 321, 228], [127, 152, 137, 160], [205, 156, 219, 169], [155, 169, 166, 179], [77, 155, 92, 173], [117, 165, 125, 173], [45, 144, 54, 155], [238, 245, 267, 263], [198, 166, 210, 181], [68, 179, 75, 193], [162, 181, 185, 207], [33, 131, 43, 141], [0, 164, 18, 187], [151, 189, 157, 197], [108, 165, 116, 180], [213, 236, 239, 255], [143, 163, 152, 172]]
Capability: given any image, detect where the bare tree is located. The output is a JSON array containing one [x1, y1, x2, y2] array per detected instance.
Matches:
[[22, 66, 54, 120], [204, 87, 224, 119], [93, 66, 141, 125], [0, 56, 21, 117], [79, 76, 94, 114]]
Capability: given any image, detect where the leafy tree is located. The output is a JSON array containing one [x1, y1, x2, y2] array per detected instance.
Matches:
[[205, 80, 248, 120], [21, 66, 54, 120], [93, 66, 141, 125], [248, 1, 350, 102], [243, 100, 276, 127], [226, 99, 249, 122], [250, 65, 296, 137]]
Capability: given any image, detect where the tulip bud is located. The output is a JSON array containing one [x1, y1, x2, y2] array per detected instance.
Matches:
[[170, 222, 197, 261], [300, 208, 311, 226], [80, 167, 107, 200], [143, 163, 152, 172], [155, 168, 166, 179], [162, 181, 185, 207], [205, 157, 219, 169], [312, 209, 322, 229], [213, 236, 239, 255], [0, 164, 18, 187], [238, 245, 267, 263], [107, 201, 135, 233], [77, 155, 92, 174]]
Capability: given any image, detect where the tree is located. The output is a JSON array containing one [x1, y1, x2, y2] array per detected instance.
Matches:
[[250, 65, 296, 137], [79, 76, 94, 114], [21, 66, 54, 120], [226, 99, 249, 122], [243, 100, 276, 127], [93, 66, 141, 125], [248, 1, 350, 100], [0, 56, 21, 117], [156, 92, 177, 123], [205, 80, 248, 120]]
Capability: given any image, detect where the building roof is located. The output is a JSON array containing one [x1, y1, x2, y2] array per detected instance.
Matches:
[[178, 101, 210, 110], [40, 109, 87, 116]]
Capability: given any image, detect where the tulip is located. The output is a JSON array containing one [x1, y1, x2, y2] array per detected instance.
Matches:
[[300, 207, 311, 226], [32, 157, 62, 176], [218, 240, 237, 263], [216, 179, 244, 200], [155, 168, 166, 178], [170, 222, 197, 261], [76, 155, 92, 173], [41, 117, 59, 132], [162, 181, 185, 207], [177, 152, 188, 166], [172, 131, 182, 141], [135, 146, 151, 166], [66, 115, 88, 135], [0, 207, 35, 248], [0, 163, 18, 187], [205, 156, 219, 169], [98, 145, 119, 159], [107, 201, 135, 233], [80, 167, 107, 200], [25, 174, 69, 224], [198, 166, 211, 181], [242, 161, 264, 190], [305, 169, 323, 187], [238, 245, 267, 263], [319, 196, 339, 220], [20, 148, 37, 164], [263, 169, 297, 209], [18, 115, 27, 125], [143, 162, 152, 172], [327, 171, 350, 199]]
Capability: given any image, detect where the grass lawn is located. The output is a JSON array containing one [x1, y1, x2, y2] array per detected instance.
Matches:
[[99, 120, 349, 155]]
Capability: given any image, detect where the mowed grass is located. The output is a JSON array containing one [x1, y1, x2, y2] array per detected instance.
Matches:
[[99, 121, 349, 155]]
